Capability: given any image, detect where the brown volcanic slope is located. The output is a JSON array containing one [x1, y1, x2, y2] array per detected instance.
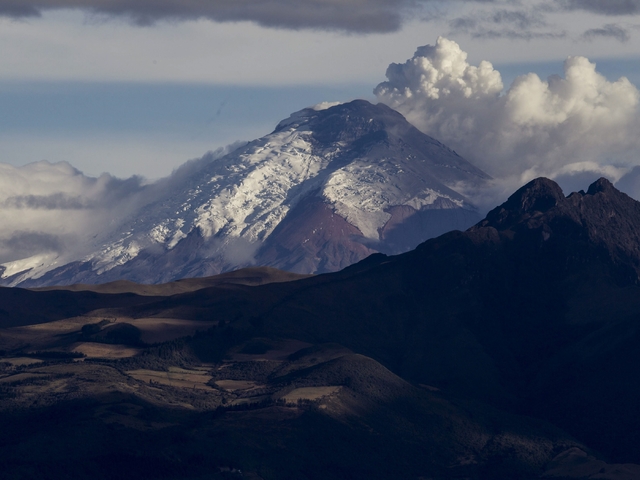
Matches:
[[29, 266, 310, 296], [0, 267, 309, 328], [2, 178, 640, 479]]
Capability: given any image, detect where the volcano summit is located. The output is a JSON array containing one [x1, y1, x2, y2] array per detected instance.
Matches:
[[2, 100, 489, 287]]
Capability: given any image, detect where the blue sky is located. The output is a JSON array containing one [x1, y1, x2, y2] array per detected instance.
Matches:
[[2, 2, 640, 178], [0, 81, 373, 178]]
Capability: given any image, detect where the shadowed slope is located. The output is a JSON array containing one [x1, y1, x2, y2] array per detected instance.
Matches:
[[123, 177, 640, 464]]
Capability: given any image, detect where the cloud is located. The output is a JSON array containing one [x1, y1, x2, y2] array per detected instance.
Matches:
[[443, 2, 640, 43], [582, 23, 631, 42], [375, 37, 640, 188], [2, 193, 93, 210], [2, 0, 637, 40], [0, 231, 64, 264], [0, 142, 244, 269], [461, 28, 565, 41], [561, 0, 640, 15], [0, 4, 39, 16], [2, 0, 639, 36], [0, 160, 146, 264], [0, 0, 430, 33], [449, 7, 557, 38]]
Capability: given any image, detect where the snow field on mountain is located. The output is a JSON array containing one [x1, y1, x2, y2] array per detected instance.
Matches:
[[323, 159, 466, 239], [88, 127, 328, 273]]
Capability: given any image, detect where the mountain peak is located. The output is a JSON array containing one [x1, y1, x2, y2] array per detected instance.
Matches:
[[586, 177, 615, 195], [505, 177, 565, 215], [3, 99, 490, 286], [471, 176, 640, 284], [481, 177, 565, 229], [273, 99, 398, 133]]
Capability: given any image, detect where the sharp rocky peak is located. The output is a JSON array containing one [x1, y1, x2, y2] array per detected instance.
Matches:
[[481, 177, 629, 230], [479, 177, 565, 230], [504, 177, 565, 215], [586, 177, 616, 195], [469, 176, 640, 283]]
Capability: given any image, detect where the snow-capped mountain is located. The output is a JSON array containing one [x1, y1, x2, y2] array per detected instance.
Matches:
[[2, 100, 490, 286]]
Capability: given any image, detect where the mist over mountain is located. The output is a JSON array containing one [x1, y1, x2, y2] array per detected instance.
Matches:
[[1, 100, 489, 287], [5, 44, 640, 289]]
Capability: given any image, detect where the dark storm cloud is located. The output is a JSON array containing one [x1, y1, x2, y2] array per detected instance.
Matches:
[[562, 0, 640, 15], [0, 0, 427, 33], [582, 23, 631, 42]]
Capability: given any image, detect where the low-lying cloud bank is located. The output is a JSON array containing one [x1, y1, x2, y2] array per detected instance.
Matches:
[[0, 144, 240, 267], [0, 161, 142, 264], [375, 36, 640, 207]]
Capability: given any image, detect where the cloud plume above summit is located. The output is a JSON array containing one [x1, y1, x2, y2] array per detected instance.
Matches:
[[375, 37, 640, 186], [0, 144, 240, 268]]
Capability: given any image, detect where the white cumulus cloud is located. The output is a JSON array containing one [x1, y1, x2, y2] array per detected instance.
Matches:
[[375, 37, 640, 186]]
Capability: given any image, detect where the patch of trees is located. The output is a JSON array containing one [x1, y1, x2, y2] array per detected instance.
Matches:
[[0, 386, 16, 399], [116, 320, 265, 371], [239, 339, 273, 355], [96, 323, 143, 346], [83, 322, 144, 347], [115, 337, 197, 371], [80, 319, 113, 337], [25, 351, 86, 360], [209, 360, 280, 384], [211, 396, 318, 417], [190, 323, 253, 363], [213, 397, 284, 415]]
